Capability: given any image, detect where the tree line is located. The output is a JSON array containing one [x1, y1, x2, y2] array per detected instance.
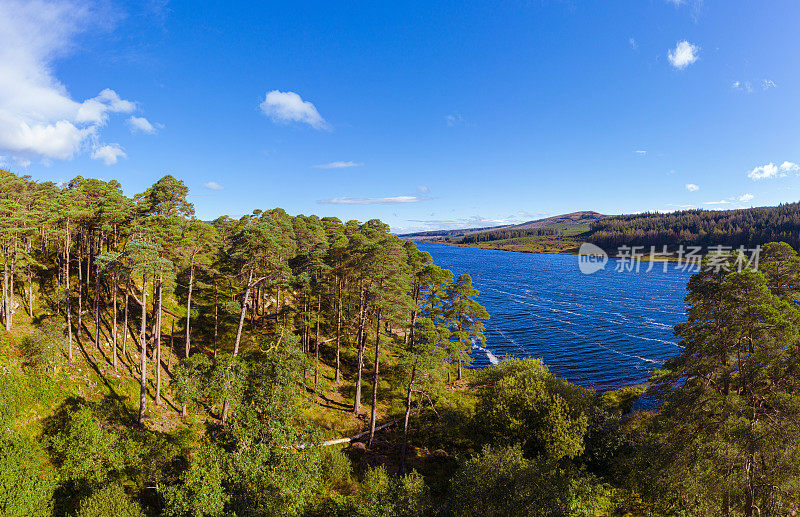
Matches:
[[458, 228, 558, 244], [2, 167, 800, 515], [588, 203, 800, 250]]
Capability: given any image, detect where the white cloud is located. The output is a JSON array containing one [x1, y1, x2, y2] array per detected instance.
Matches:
[[203, 181, 223, 190], [685, 183, 699, 192], [762, 79, 777, 90], [445, 112, 465, 127], [313, 161, 363, 169], [731, 81, 753, 93], [318, 196, 426, 205], [738, 193, 754, 202], [0, 1, 142, 162], [629, 37, 637, 50], [748, 162, 780, 180], [635, 150, 647, 155], [779, 161, 799, 172], [704, 200, 730, 205], [418, 185, 429, 193], [667, 40, 699, 69], [259, 90, 329, 130], [91, 143, 125, 165], [128, 116, 158, 134]]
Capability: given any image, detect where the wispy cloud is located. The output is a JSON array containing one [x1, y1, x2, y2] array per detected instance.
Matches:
[[704, 200, 730, 205], [0, 1, 144, 163], [635, 150, 647, 155], [203, 181, 223, 190], [259, 90, 330, 130], [445, 112, 466, 127], [91, 143, 126, 165], [732, 81, 753, 93], [319, 195, 427, 205], [629, 37, 638, 50], [739, 193, 754, 202], [313, 161, 363, 169], [780, 161, 799, 173], [668, 40, 699, 69], [127, 116, 160, 134], [685, 183, 699, 192], [733, 79, 775, 93]]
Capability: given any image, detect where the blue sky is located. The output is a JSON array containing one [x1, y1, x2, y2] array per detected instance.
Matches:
[[1, 0, 798, 232]]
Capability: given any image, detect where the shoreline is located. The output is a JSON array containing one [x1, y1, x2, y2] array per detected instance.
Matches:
[[415, 240, 686, 262]]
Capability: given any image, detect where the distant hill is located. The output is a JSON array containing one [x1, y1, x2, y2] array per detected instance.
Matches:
[[502, 211, 607, 231], [399, 211, 607, 241], [398, 225, 511, 240]]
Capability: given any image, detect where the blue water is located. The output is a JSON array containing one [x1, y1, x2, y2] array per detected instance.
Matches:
[[416, 242, 692, 392]]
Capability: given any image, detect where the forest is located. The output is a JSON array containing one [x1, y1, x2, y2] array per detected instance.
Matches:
[[588, 203, 800, 250], [2, 168, 800, 516], [458, 228, 558, 244]]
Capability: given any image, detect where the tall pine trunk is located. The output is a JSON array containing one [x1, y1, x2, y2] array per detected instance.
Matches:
[[155, 273, 163, 405], [367, 308, 382, 447], [3, 251, 10, 331], [314, 293, 321, 392], [353, 286, 365, 414], [77, 236, 82, 340], [94, 260, 101, 348], [399, 363, 417, 474], [65, 239, 73, 362], [213, 277, 218, 359], [27, 265, 34, 318], [184, 258, 194, 358], [122, 278, 129, 357], [335, 276, 342, 383], [232, 268, 253, 357], [112, 272, 117, 370], [137, 272, 148, 426], [223, 268, 254, 423]]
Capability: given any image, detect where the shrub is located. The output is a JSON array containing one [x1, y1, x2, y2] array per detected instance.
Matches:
[[75, 483, 145, 517], [19, 318, 65, 373], [162, 443, 228, 517], [0, 431, 57, 516], [475, 358, 592, 460]]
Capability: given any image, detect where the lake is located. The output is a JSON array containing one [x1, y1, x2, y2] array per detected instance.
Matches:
[[415, 241, 692, 392]]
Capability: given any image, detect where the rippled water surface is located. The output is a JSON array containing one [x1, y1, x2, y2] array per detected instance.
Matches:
[[416, 242, 692, 391]]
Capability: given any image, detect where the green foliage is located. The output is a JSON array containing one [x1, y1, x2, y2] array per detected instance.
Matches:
[[0, 367, 19, 427], [649, 249, 800, 515], [223, 332, 323, 515], [601, 384, 646, 415], [0, 431, 57, 516], [170, 353, 214, 411], [334, 467, 430, 517], [18, 317, 65, 373], [319, 446, 353, 493], [74, 483, 145, 517], [45, 404, 137, 492], [163, 443, 228, 517], [476, 358, 592, 461]]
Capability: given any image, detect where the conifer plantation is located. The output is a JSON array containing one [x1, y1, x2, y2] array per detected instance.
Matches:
[[2, 168, 800, 516]]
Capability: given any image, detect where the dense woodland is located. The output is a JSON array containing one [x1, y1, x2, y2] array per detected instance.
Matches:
[[458, 228, 558, 244], [588, 203, 800, 250], [2, 168, 800, 516]]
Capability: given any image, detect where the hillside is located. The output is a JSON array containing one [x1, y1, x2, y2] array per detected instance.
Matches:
[[495, 211, 607, 232], [399, 211, 607, 246]]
